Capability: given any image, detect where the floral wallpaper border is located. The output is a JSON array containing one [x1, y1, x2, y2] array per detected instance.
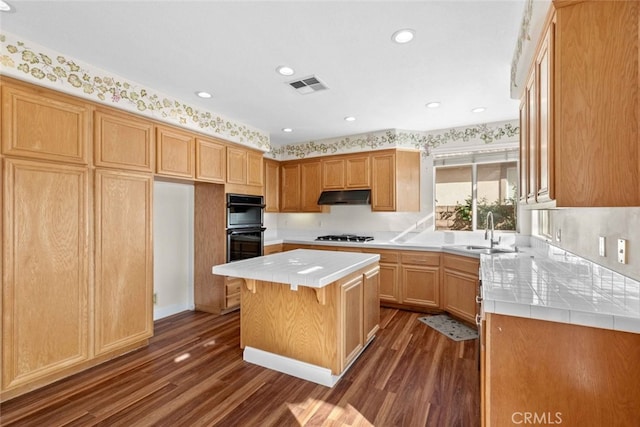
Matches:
[[510, 0, 534, 93], [269, 122, 519, 160], [0, 32, 270, 151]]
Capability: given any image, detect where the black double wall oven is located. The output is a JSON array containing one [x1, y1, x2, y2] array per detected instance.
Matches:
[[226, 193, 265, 262]]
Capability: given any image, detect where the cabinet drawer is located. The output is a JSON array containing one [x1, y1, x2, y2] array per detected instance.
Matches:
[[360, 248, 399, 263], [226, 293, 241, 308], [443, 254, 479, 276], [225, 277, 242, 294], [401, 251, 440, 266]]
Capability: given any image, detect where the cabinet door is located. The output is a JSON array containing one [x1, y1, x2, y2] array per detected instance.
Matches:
[[345, 155, 370, 188], [379, 262, 400, 303], [519, 97, 528, 203], [322, 158, 345, 190], [371, 153, 395, 211], [280, 163, 301, 212], [2, 159, 89, 390], [300, 160, 323, 212], [195, 138, 226, 183], [156, 126, 195, 179], [1, 83, 90, 164], [526, 68, 538, 203], [247, 151, 264, 187], [264, 159, 280, 212], [536, 22, 554, 203], [443, 269, 478, 325], [401, 265, 440, 308], [94, 109, 154, 172], [226, 147, 247, 184], [94, 170, 153, 356], [363, 266, 380, 342], [341, 274, 364, 370]]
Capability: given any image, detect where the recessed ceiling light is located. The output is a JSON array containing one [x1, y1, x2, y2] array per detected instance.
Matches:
[[196, 91, 212, 99], [276, 66, 295, 76], [344, 116, 356, 122], [471, 107, 486, 113], [392, 29, 415, 44], [0, 1, 12, 12], [282, 128, 293, 133], [426, 102, 441, 108]]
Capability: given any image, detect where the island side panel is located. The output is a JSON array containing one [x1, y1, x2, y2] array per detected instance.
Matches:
[[241, 280, 340, 374]]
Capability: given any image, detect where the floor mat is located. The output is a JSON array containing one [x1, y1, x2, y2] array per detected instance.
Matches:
[[418, 314, 478, 341]]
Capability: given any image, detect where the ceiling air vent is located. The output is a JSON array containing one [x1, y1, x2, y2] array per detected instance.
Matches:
[[287, 75, 329, 94]]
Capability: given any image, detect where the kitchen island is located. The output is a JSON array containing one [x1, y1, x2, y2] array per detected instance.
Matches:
[[212, 249, 380, 387]]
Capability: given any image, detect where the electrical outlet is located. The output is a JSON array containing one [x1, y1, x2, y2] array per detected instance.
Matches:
[[598, 236, 606, 257], [618, 239, 627, 264], [556, 228, 562, 242], [153, 293, 158, 305]]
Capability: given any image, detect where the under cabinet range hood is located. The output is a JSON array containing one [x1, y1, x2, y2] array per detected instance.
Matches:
[[317, 189, 371, 205]]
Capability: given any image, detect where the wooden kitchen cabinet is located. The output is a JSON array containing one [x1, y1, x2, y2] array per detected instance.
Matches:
[[341, 274, 365, 368], [194, 182, 228, 314], [195, 137, 226, 183], [321, 153, 370, 190], [280, 159, 326, 213], [226, 146, 263, 190], [484, 313, 640, 426], [156, 125, 195, 179], [400, 252, 441, 309], [264, 158, 280, 212], [520, 1, 639, 207], [361, 249, 400, 304], [1, 79, 91, 164], [371, 149, 420, 212], [94, 169, 153, 355], [363, 265, 381, 342], [94, 107, 154, 172], [442, 253, 479, 325], [280, 162, 301, 212], [2, 158, 90, 394], [300, 160, 323, 212]]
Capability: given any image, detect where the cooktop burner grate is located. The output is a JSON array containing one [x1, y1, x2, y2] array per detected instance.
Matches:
[[315, 234, 374, 242]]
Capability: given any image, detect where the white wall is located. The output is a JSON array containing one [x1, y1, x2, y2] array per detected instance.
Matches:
[[153, 180, 194, 319]]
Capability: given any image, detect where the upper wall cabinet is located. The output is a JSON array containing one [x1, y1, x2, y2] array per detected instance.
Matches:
[[280, 159, 326, 213], [226, 146, 264, 195], [264, 158, 280, 212], [1, 79, 91, 164], [321, 153, 370, 190], [371, 149, 420, 212], [155, 125, 195, 179], [521, 0, 639, 207], [94, 108, 154, 172], [195, 137, 226, 183]]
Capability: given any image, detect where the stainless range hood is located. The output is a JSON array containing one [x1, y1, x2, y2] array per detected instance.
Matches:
[[317, 189, 371, 205]]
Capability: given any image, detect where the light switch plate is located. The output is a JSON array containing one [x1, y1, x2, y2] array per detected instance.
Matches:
[[599, 236, 606, 257], [618, 239, 627, 264]]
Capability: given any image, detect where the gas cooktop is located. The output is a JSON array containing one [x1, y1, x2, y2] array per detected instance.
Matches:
[[315, 234, 374, 242]]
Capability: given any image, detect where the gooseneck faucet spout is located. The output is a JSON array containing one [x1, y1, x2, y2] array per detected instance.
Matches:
[[484, 211, 499, 248]]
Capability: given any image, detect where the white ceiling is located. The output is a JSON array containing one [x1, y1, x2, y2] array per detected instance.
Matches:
[[0, 0, 524, 147]]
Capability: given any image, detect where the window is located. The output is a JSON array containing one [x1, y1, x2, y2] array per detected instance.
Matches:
[[435, 160, 518, 231]]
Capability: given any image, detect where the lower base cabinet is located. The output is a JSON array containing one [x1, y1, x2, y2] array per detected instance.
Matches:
[[442, 253, 479, 325], [483, 313, 640, 426]]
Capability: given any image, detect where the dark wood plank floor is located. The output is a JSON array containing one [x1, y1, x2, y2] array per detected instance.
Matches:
[[0, 308, 479, 426]]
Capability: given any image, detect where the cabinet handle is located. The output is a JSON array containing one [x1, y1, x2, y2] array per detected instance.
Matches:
[[475, 314, 482, 327], [476, 296, 483, 303]]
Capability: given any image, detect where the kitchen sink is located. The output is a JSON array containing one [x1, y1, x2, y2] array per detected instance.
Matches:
[[467, 246, 516, 254], [450, 245, 517, 255]]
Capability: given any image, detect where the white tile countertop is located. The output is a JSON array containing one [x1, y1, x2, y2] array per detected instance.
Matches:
[[481, 245, 640, 334], [212, 249, 380, 290]]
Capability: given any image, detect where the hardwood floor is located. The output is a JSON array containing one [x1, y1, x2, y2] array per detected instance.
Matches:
[[0, 308, 480, 426]]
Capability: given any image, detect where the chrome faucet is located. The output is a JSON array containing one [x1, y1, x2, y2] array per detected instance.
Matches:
[[484, 211, 500, 248]]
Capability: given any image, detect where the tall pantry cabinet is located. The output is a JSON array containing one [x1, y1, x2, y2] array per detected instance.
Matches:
[[1, 77, 153, 401]]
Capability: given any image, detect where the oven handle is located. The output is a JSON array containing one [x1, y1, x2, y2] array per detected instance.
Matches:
[[227, 227, 266, 235], [227, 202, 266, 208]]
